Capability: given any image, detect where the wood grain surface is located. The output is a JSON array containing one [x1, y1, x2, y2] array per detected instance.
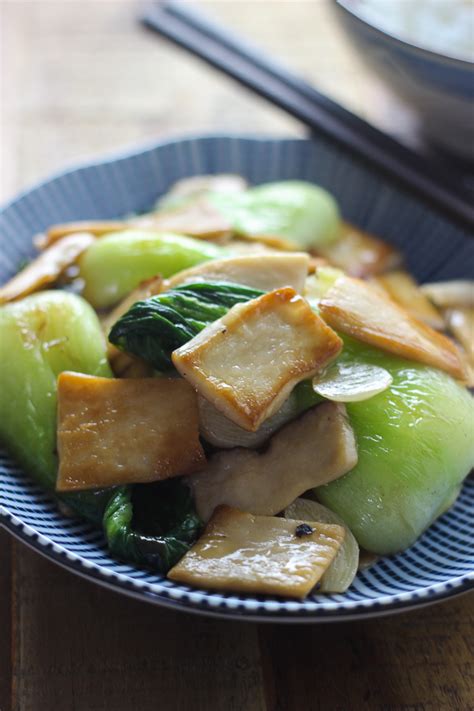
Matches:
[[1, 2, 473, 710]]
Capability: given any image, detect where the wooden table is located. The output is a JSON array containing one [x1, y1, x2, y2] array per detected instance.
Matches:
[[1, 2, 473, 709]]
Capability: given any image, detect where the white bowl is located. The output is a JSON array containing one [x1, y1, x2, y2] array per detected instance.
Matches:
[[334, 0, 474, 158]]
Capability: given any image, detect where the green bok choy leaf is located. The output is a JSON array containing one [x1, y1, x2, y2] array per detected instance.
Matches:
[[103, 480, 202, 573]]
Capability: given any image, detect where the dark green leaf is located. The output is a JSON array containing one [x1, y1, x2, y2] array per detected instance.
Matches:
[[103, 480, 202, 574], [59, 487, 117, 525]]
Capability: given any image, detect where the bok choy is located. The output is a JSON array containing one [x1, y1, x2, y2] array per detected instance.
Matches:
[[103, 480, 202, 573]]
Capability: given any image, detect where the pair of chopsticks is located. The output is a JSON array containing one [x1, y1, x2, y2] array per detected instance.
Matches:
[[142, 1, 474, 230]]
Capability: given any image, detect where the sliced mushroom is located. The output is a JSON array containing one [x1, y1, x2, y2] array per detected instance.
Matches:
[[421, 280, 474, 309], [225, 240, 286, 257], [235, 233, 299, 251], [109, 351, 155, 379], [133, 197, 233, 241], [56, 373, 205, 491], [38, 221, 127, 248], [190, 402, 357, 522], [197, 390, 302, 449], [172, 287, 342, 431], [165, 253, 310, 293], [168, 505, 345, 599], [319, 276, 466, 380], [39, 197, 234, 249], [375, 270, 445, 330], [158, 174, 247, 208], [316, 221, 402, 278], [0, 233, 94, 303]]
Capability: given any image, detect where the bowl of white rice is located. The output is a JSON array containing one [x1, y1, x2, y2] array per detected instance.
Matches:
[[334, 0, 474, 158]]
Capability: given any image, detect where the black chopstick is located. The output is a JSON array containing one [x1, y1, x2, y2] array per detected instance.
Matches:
[[141, 3, 474, 229]]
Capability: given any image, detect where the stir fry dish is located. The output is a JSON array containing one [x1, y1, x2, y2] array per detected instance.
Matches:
[[1, 175, 473, 598]]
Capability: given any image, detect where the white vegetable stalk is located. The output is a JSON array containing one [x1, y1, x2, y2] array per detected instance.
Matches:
[[198, 392, 300, 449]]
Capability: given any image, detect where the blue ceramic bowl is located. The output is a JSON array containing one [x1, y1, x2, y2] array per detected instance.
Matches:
[[0, 134, 473, 622], [334, 0, 474, 159]]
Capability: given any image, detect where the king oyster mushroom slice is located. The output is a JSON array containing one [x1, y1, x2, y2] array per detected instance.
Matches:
[[37, 221, 125, 249], [56, 373, 205, 491], [0, 233, 95, 303], [197, 390, 302, 449], [168, 505, 345, 599], [190, 401, 358, 523], [158, 174, 248, 209], [374, 270, 445, 330], [319, 275, 466, 380], [165, 253, 310, 293], [172, 287, 342, 432], [315, 221, 402, 278], [133, 197, 233, 242]]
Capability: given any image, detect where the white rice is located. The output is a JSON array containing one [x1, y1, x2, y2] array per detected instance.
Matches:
[[354, 0, 474, 62]]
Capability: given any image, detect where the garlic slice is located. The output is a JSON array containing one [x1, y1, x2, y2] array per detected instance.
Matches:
[[421, 280, 474, 309], [284, 498, 359, 593], [312, 361, 392, 402]]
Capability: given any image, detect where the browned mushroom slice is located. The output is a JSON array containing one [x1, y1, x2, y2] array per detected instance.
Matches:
[[316, 221, 402, 278], [168, 505, 345, 599], [0, 233, 94, 303], [235, 233, 299, 251], [225, 240, 286, 257], [166, 253, 310, 293], [160, 174, 247, 207], [133, 198, 233, 241], [172, 287, 342, 431], [38, 221, 127, 248], [190, 402, 357, 522], [319, 276, 466, 380], [109, 352, 155, 379], [375, 270, 445, 330], [421, 280, 474, 309], [56, 373, 205, 491]]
